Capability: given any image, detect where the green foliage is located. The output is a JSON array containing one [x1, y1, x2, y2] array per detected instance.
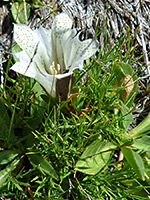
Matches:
[[0, 150, 20, 165], [11, 2, 31, 24], [121, 146, 145, 181], [75, 139, 116, 175], [1, 10, 150, 199], [129, 112, 150, 139], [0, 158, 20, 188], [27, 154, 59, 180], [3, 0, 54, 24], [0, 99, 16, 145]]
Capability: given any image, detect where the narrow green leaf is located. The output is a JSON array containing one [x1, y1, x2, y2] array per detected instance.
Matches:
[[0, 150, 20, 165], [27, 154, 59, 180], [31, 0, 44, 8], [75, 139, 116, 175], [121, 146, 145, 180], [119, 101, 133, 131], [128, 112, 150, 139], [143, 152, 150, 179], [99, 82, 106, 103], [30, 82, 47, 129], [0, 99, 15, 142], [132, 136, 150, 150], [0, 158, 20, 188]]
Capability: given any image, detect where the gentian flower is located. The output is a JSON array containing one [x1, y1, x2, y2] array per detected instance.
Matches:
[[11, 13, 98, 100]]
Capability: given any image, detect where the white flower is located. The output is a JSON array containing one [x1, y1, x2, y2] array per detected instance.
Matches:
[[10, 13, 98, 99]]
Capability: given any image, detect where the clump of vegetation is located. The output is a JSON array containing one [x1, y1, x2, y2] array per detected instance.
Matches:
[[0, 1, 150, 199]]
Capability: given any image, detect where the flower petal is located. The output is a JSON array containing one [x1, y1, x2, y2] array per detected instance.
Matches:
[[69, 60, 84, 72], [74, 38, 98, 61], [10, 59, 56, 97], [50, 13, 74, 72], [10, 61, 39, 79], [12, 50, 48, 78], [35, 73, 57, 98], [33, 28, 53, 74], [52, 13, 73, 34], [62, 29, 81, 69], [51, 33, 65, 73], [11, 52, 47, 78], [13, 24, 39, 58], [50, 13, 73, 73], [12, 51, 30, 63], [14, 26, 53, 76], [34, 27, 52, 53], [62, 31, 98, 71]]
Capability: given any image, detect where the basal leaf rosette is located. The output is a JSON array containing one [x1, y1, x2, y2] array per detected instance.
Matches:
[[11, 13, 98, 100]]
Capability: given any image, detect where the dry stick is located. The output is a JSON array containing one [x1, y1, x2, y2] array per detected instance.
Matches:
[[24, 42, 39, 75]]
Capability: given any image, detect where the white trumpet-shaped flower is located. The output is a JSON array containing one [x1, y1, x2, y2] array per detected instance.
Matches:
[[11, 13, 98, 99]]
